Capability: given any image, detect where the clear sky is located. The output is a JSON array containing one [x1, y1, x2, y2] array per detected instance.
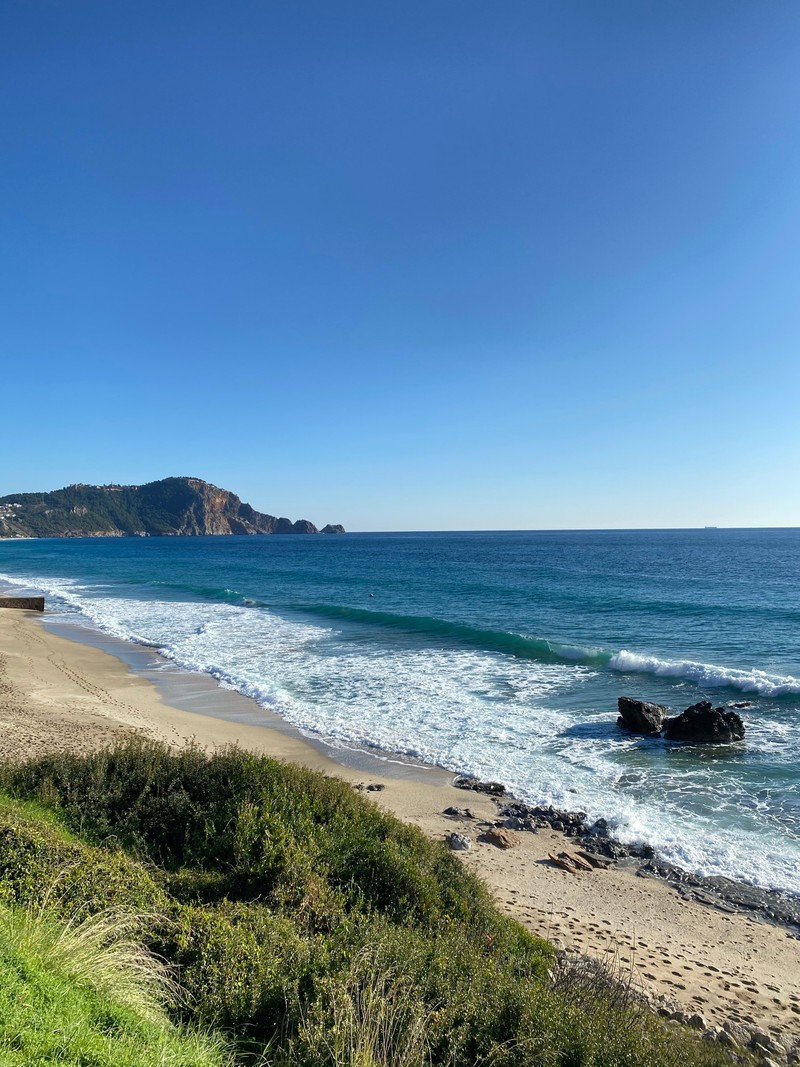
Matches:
[[2, 1, 799, 530]]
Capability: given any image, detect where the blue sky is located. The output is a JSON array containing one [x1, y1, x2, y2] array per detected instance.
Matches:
[[2, 1, 799, 530]]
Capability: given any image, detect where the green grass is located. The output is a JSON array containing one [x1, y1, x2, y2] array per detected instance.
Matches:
[[0, 902, 229, 1067], [0, 740, 744, 1067]]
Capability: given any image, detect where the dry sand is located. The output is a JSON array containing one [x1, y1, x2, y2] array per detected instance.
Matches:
[[1, 608, 799, 1049]]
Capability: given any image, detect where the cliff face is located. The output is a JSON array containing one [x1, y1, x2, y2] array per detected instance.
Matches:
[[161, 479, 278, 535], [0, 478, 344, 539]]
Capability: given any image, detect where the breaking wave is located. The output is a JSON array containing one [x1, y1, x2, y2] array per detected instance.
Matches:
[[609, 650, 800, 698]]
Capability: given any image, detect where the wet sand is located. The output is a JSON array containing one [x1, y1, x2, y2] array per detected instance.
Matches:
[[1, 608, 798, 1052]]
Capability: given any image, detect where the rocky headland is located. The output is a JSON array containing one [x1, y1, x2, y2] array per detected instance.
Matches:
[[0, 477, 345, 539]]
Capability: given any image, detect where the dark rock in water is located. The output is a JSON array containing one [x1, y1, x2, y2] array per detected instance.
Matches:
[[289, 519, 319, 534], [321, 523, 346, 534], [662, 701, 745, 743], [617, 696, 668, 735], [729, 701, 752, 709]]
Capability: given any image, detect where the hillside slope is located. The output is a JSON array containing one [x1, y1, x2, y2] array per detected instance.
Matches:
[[0, 477, 344, 538]]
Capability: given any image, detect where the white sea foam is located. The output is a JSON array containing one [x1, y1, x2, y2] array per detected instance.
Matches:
[[3, 569, 800, 894], [609, 649, 800, 698]]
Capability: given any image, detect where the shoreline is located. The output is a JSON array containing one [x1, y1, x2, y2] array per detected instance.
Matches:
[[0, 607, 798, 1048], [40, 612, 800, 929], [41, 615, 449, 784]]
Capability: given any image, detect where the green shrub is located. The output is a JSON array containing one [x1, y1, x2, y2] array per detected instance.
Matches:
[[163, 903, 321, 1043], [0, 741, 531, 937], [0, 810, 168, 918], [0, 741, 740, 1067]]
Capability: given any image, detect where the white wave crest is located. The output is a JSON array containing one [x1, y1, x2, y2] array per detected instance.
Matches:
[[609, 649, 800, 698]]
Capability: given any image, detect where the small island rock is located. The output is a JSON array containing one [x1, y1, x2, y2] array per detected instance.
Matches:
[[289, 519, 319, 534], [617, 696, 668, 736], [662, 700, 745, 743]]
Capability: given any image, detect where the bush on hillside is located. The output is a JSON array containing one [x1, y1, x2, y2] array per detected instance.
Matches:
[[0, 741, 740, 1067]]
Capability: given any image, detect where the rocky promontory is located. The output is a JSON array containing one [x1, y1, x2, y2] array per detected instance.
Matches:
[[0, 477, 345, 539]]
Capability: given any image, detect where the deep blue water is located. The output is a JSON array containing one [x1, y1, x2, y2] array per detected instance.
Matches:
[[2, 528, 799, 891]]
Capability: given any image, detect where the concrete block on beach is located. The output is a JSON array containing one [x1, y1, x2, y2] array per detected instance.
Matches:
[[0, 596, 44, 611]]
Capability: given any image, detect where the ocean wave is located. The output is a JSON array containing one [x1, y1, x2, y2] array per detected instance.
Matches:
[[4, 569, 800, 701], [609, 649, 800, 698], [295, 604, 611, 665]]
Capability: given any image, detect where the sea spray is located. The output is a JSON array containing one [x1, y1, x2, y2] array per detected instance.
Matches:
[[609, 649, 800, 698]]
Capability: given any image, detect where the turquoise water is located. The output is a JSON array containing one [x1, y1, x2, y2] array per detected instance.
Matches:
[[1, 528, 799, 892]]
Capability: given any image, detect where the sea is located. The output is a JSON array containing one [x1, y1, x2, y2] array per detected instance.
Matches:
[[1, 528, 798, 895]]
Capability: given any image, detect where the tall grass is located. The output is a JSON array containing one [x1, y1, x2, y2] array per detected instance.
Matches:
[[0, 902, 174, 1023], [283, 944, 434, 1067], [0, 900, 230, 1067]]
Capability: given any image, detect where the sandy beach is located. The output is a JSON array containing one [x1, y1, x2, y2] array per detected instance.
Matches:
[[1, 607, 798, 1052]]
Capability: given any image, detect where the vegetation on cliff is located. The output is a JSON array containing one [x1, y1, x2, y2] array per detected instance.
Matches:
[[0, 743, 739, 1067], [0, 477, 344, 538]]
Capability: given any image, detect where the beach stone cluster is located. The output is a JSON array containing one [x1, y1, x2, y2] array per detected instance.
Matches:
[[451, 773, 800, 930], [651, 1001, 800, 1064], [448, 768, 800, 1065], [498, 800, 589, 837]]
